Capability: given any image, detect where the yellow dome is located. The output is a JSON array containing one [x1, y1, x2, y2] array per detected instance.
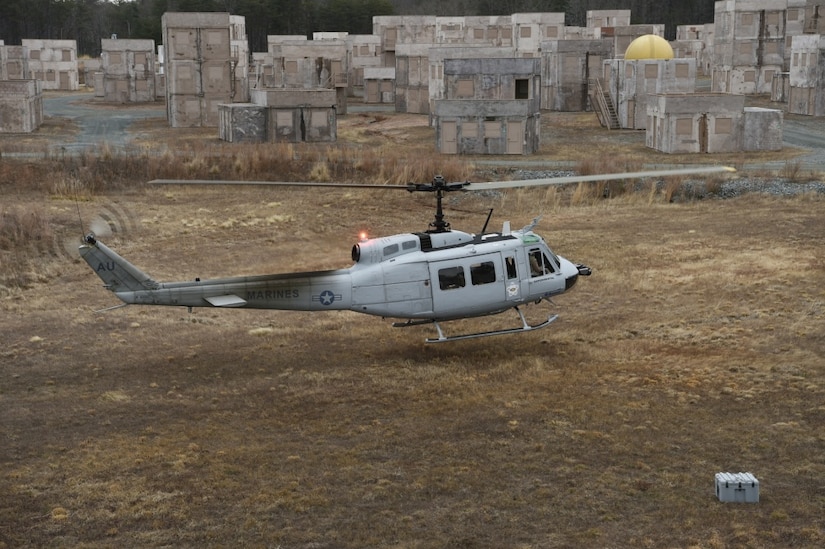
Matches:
[[624, 34, 674, 60]]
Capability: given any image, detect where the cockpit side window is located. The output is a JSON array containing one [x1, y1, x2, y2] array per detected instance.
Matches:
[[529, 248, 556, 277], [505, 256, 517, 279]]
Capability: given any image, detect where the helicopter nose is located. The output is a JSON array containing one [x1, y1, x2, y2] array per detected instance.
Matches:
[[559, 257, 581, 291]]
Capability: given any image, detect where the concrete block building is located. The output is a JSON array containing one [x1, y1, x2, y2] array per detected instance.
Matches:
[[587, 10, 632, 28], [433, 58, 541, 155], [395, 43, 433, 114], [162, 12, 249, 127], [0, 46, 29, 80], [434, 15, 514, 47], [0, 80, 43, 133], [259, 37, 348, 113], [251, 88, 337, 143], [373, 15, 437, 67], [604, 57, 697, 129], [711, 0, 788, 94], [100, 39, 156, 103], [218, 103, 266, 143], [363, 67, 395, 104], [512, 12, 566, 55], [788, 33, 825, 115], [743, 106, 783, 150], [541, 38, 613, 111], [347, 34, 383, 96], [646, 93, 746, 153], [21, 39, 79, 91], [428, 46, 518, 105]]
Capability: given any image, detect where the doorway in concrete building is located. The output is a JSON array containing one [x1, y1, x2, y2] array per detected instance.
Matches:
[[506, 120, 523, 154], [699, 114, 708, 153], [441, 121, 457, 154]]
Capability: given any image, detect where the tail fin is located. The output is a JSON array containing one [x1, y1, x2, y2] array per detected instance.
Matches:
[[79, 234, 159, 294]]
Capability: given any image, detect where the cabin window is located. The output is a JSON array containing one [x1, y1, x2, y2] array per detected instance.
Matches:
[[505, 256, 517, 279], [402, 240, 417, 250], [470, 262, 496, 285], [383, 243, 399, 257], [528, 249, 556, 277], [438, 266, 465, 290]]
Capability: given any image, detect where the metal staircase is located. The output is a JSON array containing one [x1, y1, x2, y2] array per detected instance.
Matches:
[[589, 78, 620, 130]]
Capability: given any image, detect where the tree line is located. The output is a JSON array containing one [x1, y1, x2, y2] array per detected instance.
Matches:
[[0, 0, 716, 58]]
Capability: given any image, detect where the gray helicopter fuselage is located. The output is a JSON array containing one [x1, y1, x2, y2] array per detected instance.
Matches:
[[80, 227, 582, 322]]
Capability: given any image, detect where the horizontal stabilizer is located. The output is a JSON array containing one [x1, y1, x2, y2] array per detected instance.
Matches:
[[205, 295, 247, 308]]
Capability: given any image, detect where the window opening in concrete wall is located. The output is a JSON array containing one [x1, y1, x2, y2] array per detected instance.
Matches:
[[457, 78, 474, 97], [520, 26, 532, 38], [645, 64, 658, 78], [715, 117, 732, 134], [744, 70, 756, 82], [676, 63, 689, 78], [676, 118, 692, 135], [515, 78, 529, 99]]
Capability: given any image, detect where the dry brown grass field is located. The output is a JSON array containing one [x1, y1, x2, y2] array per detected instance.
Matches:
[[1, 105, 824, 548]]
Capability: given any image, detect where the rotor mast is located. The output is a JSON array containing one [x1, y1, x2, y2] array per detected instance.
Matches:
[[406, 175, 469, 233]]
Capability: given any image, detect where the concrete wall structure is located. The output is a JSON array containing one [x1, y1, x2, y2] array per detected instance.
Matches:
[[804, 1, 825, 33], [711, 0, 788, 94], [788, 33, 825, 114], [587, 10, 631, 28], [435, 15, 514, 47], [218, 103, 266, 142], [432, 57, 541, 155], [363, 67, 395, 103], [259, 38, 348, 113], [395, 43, 433, 114], [0, 46, 29, 80], [250, 88, 337, 143], [0, 79, 43, 133], [373, 15, 437, 66], [512, 12, 566, 55], [743, 106, 783, 149], [162, 12, 249, 128], [347, 34, 383, 95], [21, 39, 79, 91], [100, 38, 156, 103], [428, 46, 518, 105], [605, 58, 697, 129], [541, 38, 613, 111], [433, 100, 540, 154], [646, 93, 746, 153]]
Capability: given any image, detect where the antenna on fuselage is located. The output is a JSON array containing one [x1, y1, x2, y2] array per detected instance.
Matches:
[[480, 209, 494, 234]]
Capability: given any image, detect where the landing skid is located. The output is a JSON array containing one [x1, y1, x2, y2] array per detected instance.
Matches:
[[393, 308, 558, 343]]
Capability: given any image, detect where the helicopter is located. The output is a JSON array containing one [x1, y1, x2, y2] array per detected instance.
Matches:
[[79, 166, 734, 342]]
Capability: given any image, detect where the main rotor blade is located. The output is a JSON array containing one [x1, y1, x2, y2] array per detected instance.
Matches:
[[149, 179, 411, 189], [464, 166, 736, 191]]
